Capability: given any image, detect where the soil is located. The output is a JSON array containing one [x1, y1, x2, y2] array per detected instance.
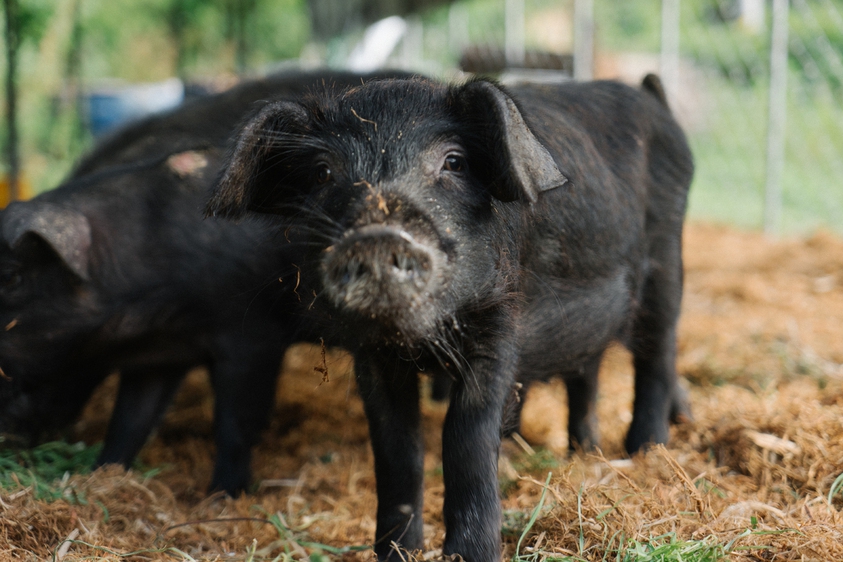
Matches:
[[2, 222, 843, 561]]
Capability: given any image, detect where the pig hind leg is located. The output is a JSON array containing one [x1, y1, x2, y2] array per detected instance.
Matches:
[[208, 341, 285, 496], [509, 356, 601, 452], [563, 355, 601, 451], [96, 366, 187, 469], [626, 236, 689, 454]]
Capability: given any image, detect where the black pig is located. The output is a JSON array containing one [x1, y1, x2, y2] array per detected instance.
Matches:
[[207, 75, 693, 560], [0, 70, 407, 495]]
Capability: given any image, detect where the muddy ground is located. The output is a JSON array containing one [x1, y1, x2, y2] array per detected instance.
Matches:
[[2, 222, 843, 561]]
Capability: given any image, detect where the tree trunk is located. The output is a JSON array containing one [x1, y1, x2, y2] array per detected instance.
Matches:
[[3, 0, 19, 202], [167, 0, 188, 79], [223, 0, 254, 75], [234, 0, 255, 75]]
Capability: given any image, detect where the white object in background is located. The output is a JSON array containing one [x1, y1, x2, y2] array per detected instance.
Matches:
[[764, 0, 789, 235], [740, 0, 766, 34], [448, 3, 469, 58], [125, 77, 184, 115], [499, 69, 571, 86], [401, 16, 424, 69], [347, 16, 408, 72]]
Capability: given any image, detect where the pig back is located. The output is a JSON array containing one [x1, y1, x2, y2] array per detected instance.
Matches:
[[73, 70, 415, 178], [507, 80, 693, 373]]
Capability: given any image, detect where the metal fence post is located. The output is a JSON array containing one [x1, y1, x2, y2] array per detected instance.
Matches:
[[660, 0, 680, 104], [574, 0, 594, 81], [505, 0, 525, 67], [448, 2, 469, 59], [401, 15, 424, 69], [764, 0, 789, 235]]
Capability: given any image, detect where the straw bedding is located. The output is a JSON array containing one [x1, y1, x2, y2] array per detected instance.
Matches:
[[2, 222, 842, 561]]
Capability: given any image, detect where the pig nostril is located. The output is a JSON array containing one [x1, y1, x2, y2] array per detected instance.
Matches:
[[390, 251, 422, 282], [340, 258, 373, 286], [392, 252, 411, 272]]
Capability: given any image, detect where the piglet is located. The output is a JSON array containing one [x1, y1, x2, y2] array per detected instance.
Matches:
[[207, 75, 693, 561]]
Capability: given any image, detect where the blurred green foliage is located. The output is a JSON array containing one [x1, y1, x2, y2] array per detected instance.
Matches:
[[14, 0, 53, 46], [598, 0, 843, 90], [78, 0, 309, 81], [2, 0, 842, 233], [2, 0, 310, 193]]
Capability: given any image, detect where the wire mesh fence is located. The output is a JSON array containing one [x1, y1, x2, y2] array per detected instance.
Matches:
[[329, 0, 843, 235], [672, 0, 843, 235]]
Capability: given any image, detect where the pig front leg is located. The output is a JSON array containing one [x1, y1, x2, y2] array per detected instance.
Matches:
[[355, 350, 424, 561], [441, 342, 516, 562], [208, 339, 286, 495], [97, 365, 187, 469]]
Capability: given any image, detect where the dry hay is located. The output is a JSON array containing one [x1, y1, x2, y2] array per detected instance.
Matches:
[[2, 222, 843, 561]]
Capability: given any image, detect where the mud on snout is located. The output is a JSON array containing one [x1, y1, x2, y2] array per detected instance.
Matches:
[[320, 224, 450, 342]]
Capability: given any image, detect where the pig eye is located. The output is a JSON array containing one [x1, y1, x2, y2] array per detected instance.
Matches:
[[443, 154, 467, 173], [315, 162, 333, 184], [0, 270, 21, 290]]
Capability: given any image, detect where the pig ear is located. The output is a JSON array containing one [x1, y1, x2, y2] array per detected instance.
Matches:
[[456, 80, 568, 203], [2, 201, 92, 281], [206, 100, 309, 218]]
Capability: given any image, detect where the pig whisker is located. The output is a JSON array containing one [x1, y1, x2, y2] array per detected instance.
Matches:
[[268, 200, 345, 236], [260, 215, 342, 247], [425, 316, 478, 393]]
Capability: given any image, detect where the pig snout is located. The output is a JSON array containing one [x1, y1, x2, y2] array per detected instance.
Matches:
[[322, 225, 440, 319]]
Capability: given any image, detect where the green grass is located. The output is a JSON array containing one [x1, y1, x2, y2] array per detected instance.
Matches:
[[0, 439, 102, 503], [615, 534, 730, 562], [829, 472, 843, 505], [49, 510, 373, 561], [0, 438, 163, 503], [262, 510, 371, 559], [516, 531, 770, 562], [511, 472, 553, 561], [514, 448, 561, 473], [545, 0, 843, 235], [504, 472, 781, 562]]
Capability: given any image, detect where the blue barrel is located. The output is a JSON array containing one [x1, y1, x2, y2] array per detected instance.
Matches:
[[86, 78, 185, 137]]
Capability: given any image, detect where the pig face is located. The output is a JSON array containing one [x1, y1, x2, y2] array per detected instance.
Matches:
[[208, 78, 567, 347], [0, 201, 107, 436]]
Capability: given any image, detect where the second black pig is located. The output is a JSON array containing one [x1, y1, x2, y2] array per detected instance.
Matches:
[[0, 70, 407, 495], [207, 75, 693, 560]]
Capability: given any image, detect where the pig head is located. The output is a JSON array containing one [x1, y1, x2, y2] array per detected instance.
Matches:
[[0, 200, 107, 435], [209, 78, 565, 346]]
